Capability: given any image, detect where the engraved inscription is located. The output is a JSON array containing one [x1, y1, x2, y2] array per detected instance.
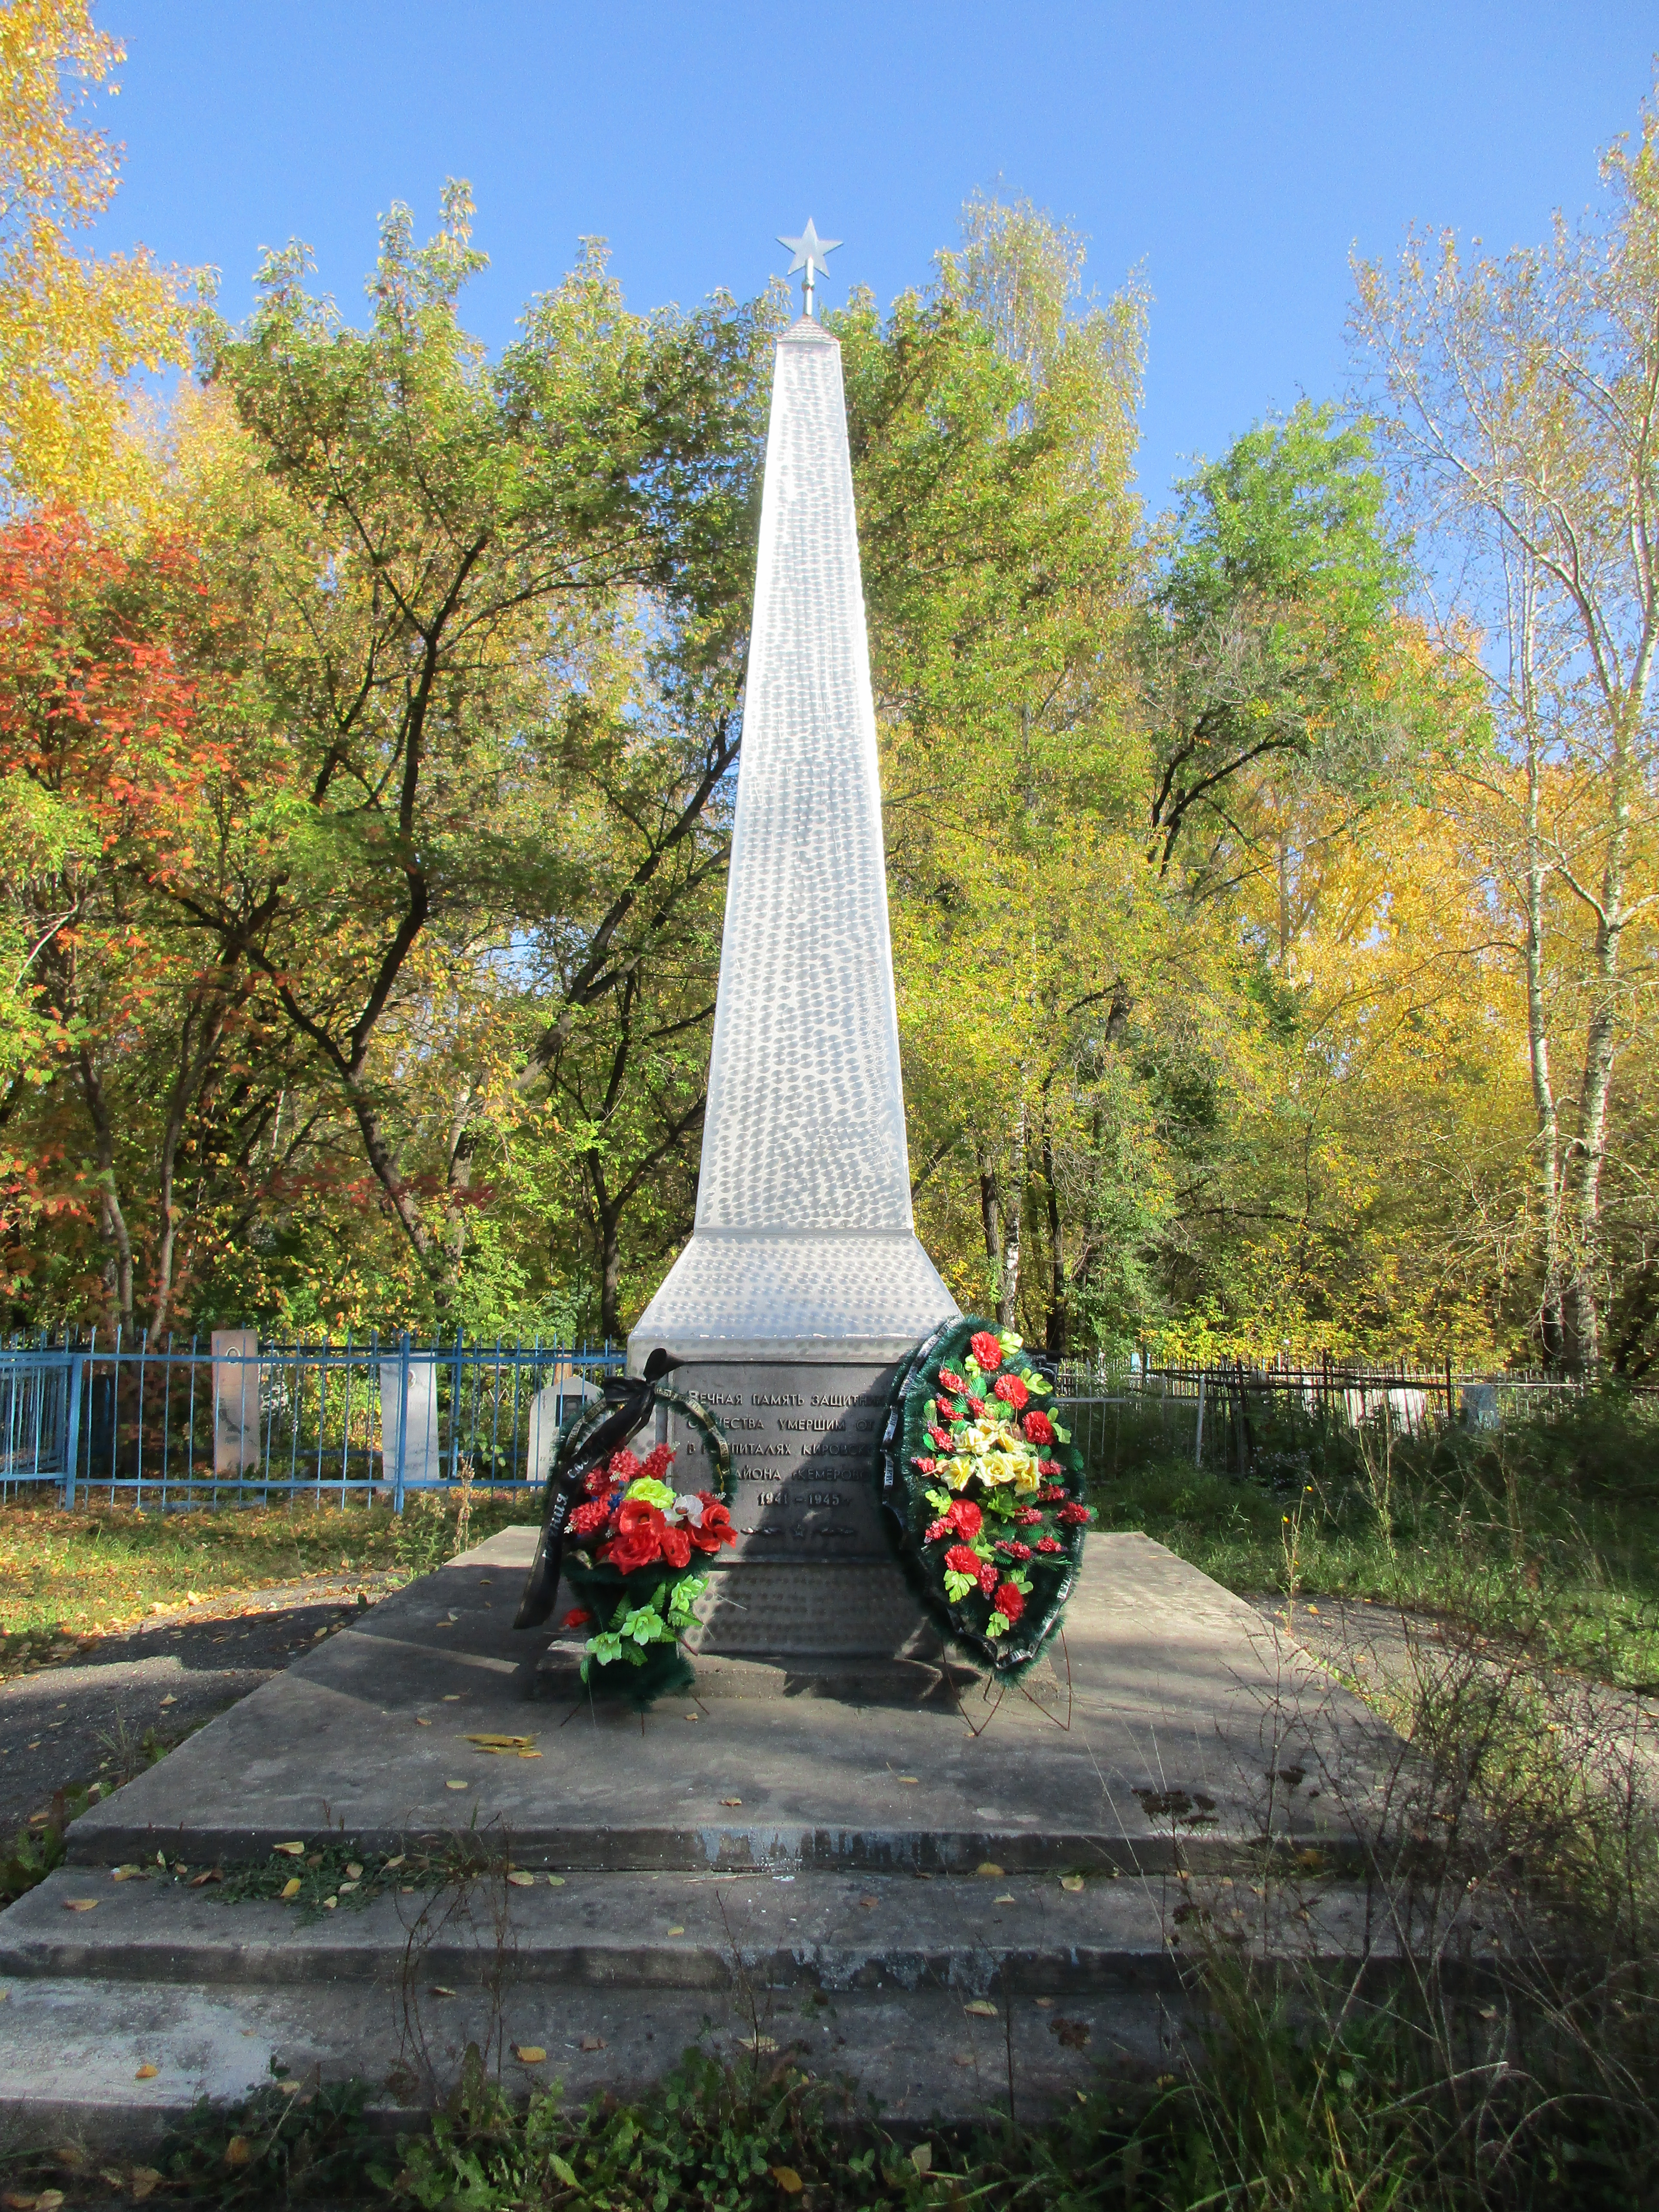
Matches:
[[667, 1360, 896, 1565]]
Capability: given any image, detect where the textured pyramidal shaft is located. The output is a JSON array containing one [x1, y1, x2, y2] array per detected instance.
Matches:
[[630, 318, 958, 1362]]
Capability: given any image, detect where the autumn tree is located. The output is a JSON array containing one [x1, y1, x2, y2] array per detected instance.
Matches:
[[0, 0, 191, 507], [1354, 87, 1659, 1370]]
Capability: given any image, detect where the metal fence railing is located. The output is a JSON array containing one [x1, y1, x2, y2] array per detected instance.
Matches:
[[0, 1332, 622, 1512], [0, 1335, 1632, 1514], [1049, 1356, 1641, 1483]]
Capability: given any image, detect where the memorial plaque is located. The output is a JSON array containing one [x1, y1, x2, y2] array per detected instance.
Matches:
[[665, 1359, 895, 1566]]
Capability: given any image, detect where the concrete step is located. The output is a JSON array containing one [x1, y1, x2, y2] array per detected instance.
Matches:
[[2, 1862, 1416, 1996], [0, 1969, 1187, 2148]]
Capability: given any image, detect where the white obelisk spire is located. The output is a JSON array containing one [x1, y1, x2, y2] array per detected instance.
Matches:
[[629, 272, 958, 1365]]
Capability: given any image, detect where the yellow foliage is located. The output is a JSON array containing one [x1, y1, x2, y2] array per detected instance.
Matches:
[[0, 0, 193, 507]]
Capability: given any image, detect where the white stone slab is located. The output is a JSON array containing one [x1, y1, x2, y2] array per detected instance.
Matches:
[[378, 1356, 441, 1487], [210, 1329, 259, 1475]]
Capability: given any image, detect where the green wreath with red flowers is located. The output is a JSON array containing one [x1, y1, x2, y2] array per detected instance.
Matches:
[[881, 1317, 1092, 1674], [553, 1387, 736, 1706]]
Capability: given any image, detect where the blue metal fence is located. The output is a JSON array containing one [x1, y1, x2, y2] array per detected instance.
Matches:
[[0, 1332, 623, 1511]]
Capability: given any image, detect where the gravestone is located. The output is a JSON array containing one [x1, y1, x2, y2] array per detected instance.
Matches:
[[210, 1328, 260, 1476], [628, 240, 959, 1661], [378, 1355, 441, 1488]]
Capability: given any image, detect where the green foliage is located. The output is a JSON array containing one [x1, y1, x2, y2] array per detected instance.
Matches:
[[1093, 1388, 1659, 1688]]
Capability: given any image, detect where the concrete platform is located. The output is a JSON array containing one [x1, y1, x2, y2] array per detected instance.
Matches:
[[0, 1533, 1402, 2141]]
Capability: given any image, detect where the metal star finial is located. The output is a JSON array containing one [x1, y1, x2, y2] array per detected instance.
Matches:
[[778, 218, 841, 318]]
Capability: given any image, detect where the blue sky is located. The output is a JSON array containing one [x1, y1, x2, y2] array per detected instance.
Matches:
[[94, 1, 1655, 509]]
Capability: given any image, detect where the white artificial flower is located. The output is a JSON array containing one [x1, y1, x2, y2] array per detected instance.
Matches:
[[674, 1492, 706, 1526]]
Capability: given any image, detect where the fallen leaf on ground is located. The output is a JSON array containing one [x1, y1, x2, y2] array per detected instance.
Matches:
[[63, 1899, 97, 1912], [1034, 1996, 1054, 2008], [346, 1862, 363, 1879], [159, 1695, 175, 1707], [36, 2194, 64, 2211], [506, 1870, 536, 1887], [735, 2034, 775, 2053], [112, 1867, 141, 1882], [720, 1797, 742, 1807], [224, 2137, 252, 2166], [3, 2191, 37, 2209], [517, 1749, 542, 1758], [134, 2063, 158, 2079], [858, 1896, 877, 1909], [994, 1893, 1015, 1904], [466, 1734, 535, 1748], [771, 2167, 803, 2194], [912, 2144, 933, 2175], [895, 1775, 919, 1785], [129, 2174, 161, 2203], [431, 1985, 456, 1996], [580, 2033, 605, 2051], [547, 1875, 565, 1886], [975, 1863, 1005, 1878], [514, 2045, 547, 2064], [280, 1878, 301, 1901], [445, 1780, 468, 1791], [384, 1855, 405, 1869], [188, 1869, 223, 1887], [964, 2000, 998, 2018], [273, 1841, 305, 1857], [665, 1925, 685, 1936], [1060, 1874, 1085, 1892], [952, 2053, 974, 2067], [415, 1717, 431, 1727]]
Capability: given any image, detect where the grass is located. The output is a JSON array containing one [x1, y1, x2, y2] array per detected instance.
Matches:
[[0, 1490, 532, 1663], [1086, 1389, 1659, 1689]]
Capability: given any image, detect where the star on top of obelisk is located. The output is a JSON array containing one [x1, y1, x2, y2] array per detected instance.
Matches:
[[778, 217, 841, 319]]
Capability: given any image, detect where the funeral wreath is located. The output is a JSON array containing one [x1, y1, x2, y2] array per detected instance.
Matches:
[[549, 1388, 735, 1705], [883, 1318, 1092, 1672]]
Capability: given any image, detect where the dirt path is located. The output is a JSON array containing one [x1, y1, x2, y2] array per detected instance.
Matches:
[[0, 1574, 404, 1839]]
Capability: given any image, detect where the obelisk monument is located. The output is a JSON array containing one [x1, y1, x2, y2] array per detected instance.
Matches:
[[629, 223, 959, 1658]]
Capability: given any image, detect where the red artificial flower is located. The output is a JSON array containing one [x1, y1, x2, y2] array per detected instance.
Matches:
[[607, 1447, 644, 1484], [928, 1426, 951, 1452], [659, 1524, 692, 1570], [604, 1498, 666, 1572], [638, 1442, 676, 1483], [977, 1560, 1000, 1596], [567, 1498, 612, 1537], [947, 1498, 983, 1540], [1034, 1535, 1062, 1554], [936, 1395, 964, 1422], [1057, 1501, 1093, 1527], [582, 1466, 614, 1496], [992, 1581, 1025, 1623], [687, 1498, 736, 1553], [1022, 1409, 1055, 1446], [560, 1607, 593, 1629], [944, 1544, 982, 1578], [1014, 1506, 1043, 1526], [926, 1517, 953, 1543], [1038, 1458, 1062, 1476], [1039, 1483, 1066, 1503], [965, 1393, 985, 1417], [937, 1368, 967, 1395], [993, 1373, 1029, 1412], [912, 1455, 938, 1476], [969, 1331, 1003, 1372], [996, 1539, 1033, 1562]]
